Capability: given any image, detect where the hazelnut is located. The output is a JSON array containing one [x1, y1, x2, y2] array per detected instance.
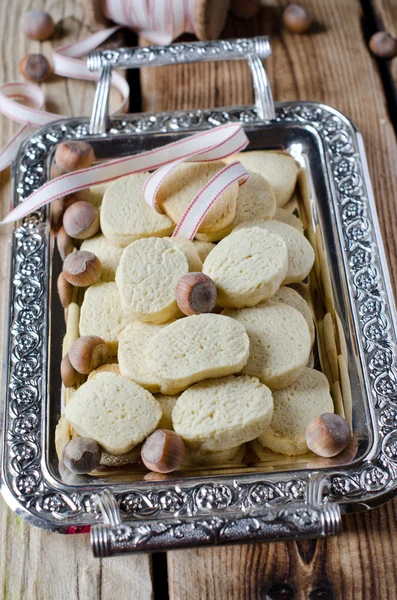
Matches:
[[175, 272, 217, 316], [63, 437, 101, 474], [283, 4, 312, 34], [63, 201, 100, 240], [57, 226, 74, 260], [63, 250, 101, 286], [305, 413, 351, 457], [369, 32, 397, 59], [308, 436, 358, 469], [21, 10, 55, 41], [61, 354, 79, 388], [68, 335, 108, 374], [51, 189, 91, 229], [141, 430, 186, 473], [230, 0, 259, 19], [50, 161, 67, 180], [19, 54, 51, 82], [54, 141, 95, 172], [57, 272, 73, 308]]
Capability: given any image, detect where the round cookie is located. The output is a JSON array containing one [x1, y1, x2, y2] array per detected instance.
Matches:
[[222, 302, 311, 390], [100, 173, 174, 247], [166, 237, 203, 272], [236, 220, 314, 284], [185, 445, 243, 467], [116, 237, 189, 323], [226, 151, 298, 207], [64, 372, 162, 455], [88, 363, 120, 380], [193, 240, 215, 262], [156, 394, 179, 430], [118, 321, 169, 392], [274, 207, 304, 234], [157, 161, 238, 236], [89, 182, 110, 208], [146, 314, 250, 394], [80, 234, 123, 281], [79, 282, 130, 355], [172, 375, 274, 451], [202, 227, 288, 308], [257, 368, 334, 456], [272, 286, 315, 344]]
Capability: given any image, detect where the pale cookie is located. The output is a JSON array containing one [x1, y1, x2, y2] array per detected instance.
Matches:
[[166, 237, 202, 272], [203, 172, 276, 239], [156, 394, 179, 430], [65, 372, 162, 455], [193, 240, 215, 262], [88, 363, 120, 380], [118, 321, 168, 392], [323, 313, 339, 381], [222, 302, 311, 390], [80, 234, 123, 281], [257, 368, 334, 456], [274, 207, 304, 234], [173, 375, 273, 451], [185, 445, 242, 467], [116, 237, 188, 323], [157, 161, 237, 236], [272, 286, 315, 344], [99, 445, 142, 467], [55, 415, 71, 460], [226, 151, 298, 207], [235, 220, 314, 285], [146, 314, 250, 394], [338, 355, 352, 426], [202, 227, 288, 308], [101, 173, 174, 247], [89, 182, 110, 208], [79, 282, 129, 355]]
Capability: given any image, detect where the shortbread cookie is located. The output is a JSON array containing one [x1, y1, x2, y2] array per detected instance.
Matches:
[[257, 368, 334, 455], [157, 161, 238, 235], [172, 375, 273, 451], [65, 372, 162, 455], [156, 394, 179, 430], [89, 182, 110, 208], [185, 445, 242, 466], [274, 208, 304, 234], [272, 286, 315, 344], [167, 237, 202, 272], [101, 173, 174, 247], [226, 151, 298, 207], [237, 220, 314, 284], [55, 415, 71, 460], [193, 240, 215, 262], [80, 234, 123, 281], [146, 314, 250, 394], [202, 227, 288, 308], [88, 363, 120, 380], [118, 321, 167, 392], [222, 302, 311, 389], [79, 282, 129, 354], [116, 237, 188, 323]]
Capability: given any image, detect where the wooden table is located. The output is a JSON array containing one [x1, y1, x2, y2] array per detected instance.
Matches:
[[1, 1, 397, 598]]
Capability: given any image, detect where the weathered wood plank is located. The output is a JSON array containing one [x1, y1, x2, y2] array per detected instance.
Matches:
[[371, 0, 397, 94], [163, 0, 397, 597], [0, 3, 153, 599]]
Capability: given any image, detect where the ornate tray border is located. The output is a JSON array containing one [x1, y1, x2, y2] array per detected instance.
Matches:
[[2, 101, 397, 552]]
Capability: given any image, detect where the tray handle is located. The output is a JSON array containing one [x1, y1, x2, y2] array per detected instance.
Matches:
[[87, 37, 275, 134], [90, 474, 341, 557]]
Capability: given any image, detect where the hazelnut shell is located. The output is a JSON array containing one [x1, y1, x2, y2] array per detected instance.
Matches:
[[141, 429, 186, 473], [19, 54, 51, 82], [305, 413, 351, 457], [68, 335, 108, 374], [21, 10, 55, 41], [175, 272, 217, 316], [63, 437, 102, 474], [63, 200, 100, 240], [54, 141, 95, 172], [63, 251, 101, 287], [57, 272, 73, 308], [61, 354, 79, 388], [283, 4, 312, 34]]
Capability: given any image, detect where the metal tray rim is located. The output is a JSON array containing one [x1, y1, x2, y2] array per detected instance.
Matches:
[[2, 100, 397, 550]]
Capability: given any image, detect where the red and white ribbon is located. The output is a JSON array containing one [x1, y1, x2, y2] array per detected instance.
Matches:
[[1, 123, 249, 240], [0, 0, 200, 171]]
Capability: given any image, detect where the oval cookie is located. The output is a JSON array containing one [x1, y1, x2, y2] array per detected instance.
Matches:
[[272, 286, 315, 344], [65, 372, 162, 455], [222, 302, 311, 389], [116, 237, 189, 323], [257, 368, 334, 455], [80, 234, 123, 281], [202, 227, 288, 308], [100, 173, 174, 247], [145, 314, 250, 394], [172, 375, 274, 451]]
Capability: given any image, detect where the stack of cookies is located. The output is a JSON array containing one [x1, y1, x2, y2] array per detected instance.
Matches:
[[55, 148, 350, 475]]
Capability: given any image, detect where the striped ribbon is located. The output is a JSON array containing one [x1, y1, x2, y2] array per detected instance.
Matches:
[[2, 123, 250, 240]]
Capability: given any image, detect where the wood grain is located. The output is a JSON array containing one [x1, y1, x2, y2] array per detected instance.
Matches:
[[163, 0, 397, 597], [371, 0, 397, 89], [0, 3, 153, 599]]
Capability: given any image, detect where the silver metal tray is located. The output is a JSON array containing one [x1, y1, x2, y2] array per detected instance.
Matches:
[[2, 38, 397, 556]]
